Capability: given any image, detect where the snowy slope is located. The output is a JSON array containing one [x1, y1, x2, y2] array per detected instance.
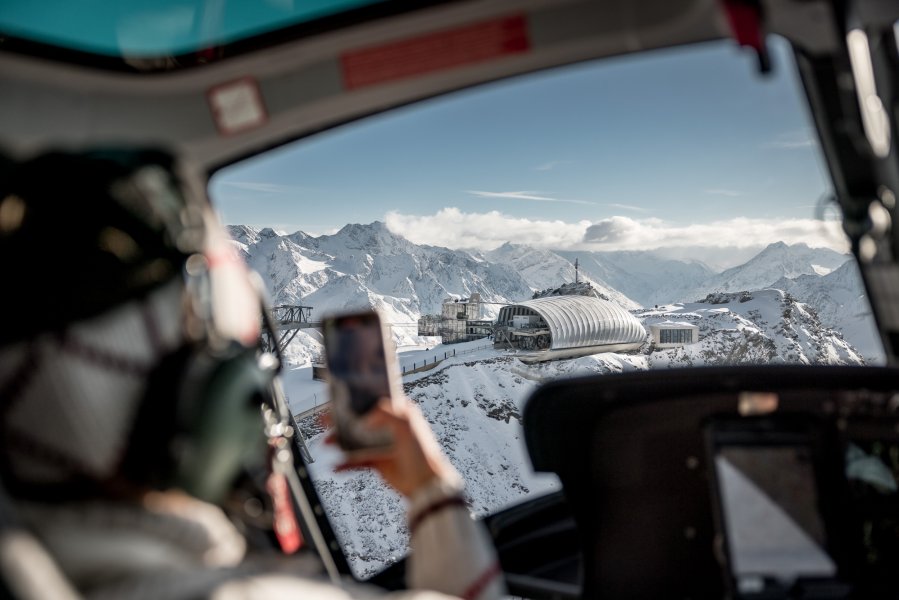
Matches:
[[230, 223, 643, 360], [232, 225, 858, 363], [231, 222, 542, 349], [234, 221, 535, 311], [521, 288, 865, 381], [684, 242, 850, 301], [637, 289, 865, 366], [556, 249, 714, 308], [291, 287, 865, 577], [770, 261, 884, 363], [228, 224, 264, 248], [230, 222, 871, 371], [551, 244, 850, 308], [304, 352, 560, 578], [485, 243, 639, 309]]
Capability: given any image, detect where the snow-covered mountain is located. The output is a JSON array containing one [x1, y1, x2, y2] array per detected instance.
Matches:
[[230, 222, 548, 347], [555, 243, 850, 308], [555, 249, 714, 307], [676, 243, 880, 361], [684, 242, 850, 302], [484, 243, 639, 309], [230, 223, 875, 366], [770, 260, 884, 362], [640, 289, 864, 366]]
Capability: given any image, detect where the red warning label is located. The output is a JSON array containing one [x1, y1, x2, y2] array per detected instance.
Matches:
[[341, 14, 530, 90]]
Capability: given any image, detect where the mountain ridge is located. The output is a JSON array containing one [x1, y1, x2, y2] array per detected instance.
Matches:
[[228, 222, 877, 362]]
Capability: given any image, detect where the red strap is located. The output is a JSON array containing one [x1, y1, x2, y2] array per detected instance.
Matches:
[[205, 248, 239, 268], [461, 561, 502, 600], [722, 1, 763, 51], [409, 495, 468, 534], [266, 471, 303, 554], [721, 0, 770, 72]]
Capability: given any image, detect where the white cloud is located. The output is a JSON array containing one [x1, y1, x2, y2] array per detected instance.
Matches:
[[534, 160, 570, 171], [384, 208, 849, 254], [583, 215, 847, 251], [607, 203, 647, 213], [768, 140, 815, 149], [704, 189, 742, 197], [222, 181, 295, 193], [762, 130, 817, 150], [386, 207, 592, 250], [467, 190, 594, 205]]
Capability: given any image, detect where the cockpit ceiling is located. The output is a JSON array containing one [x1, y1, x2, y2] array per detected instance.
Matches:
[[3, 0, 885, 172], [0, 0, 729, 168]]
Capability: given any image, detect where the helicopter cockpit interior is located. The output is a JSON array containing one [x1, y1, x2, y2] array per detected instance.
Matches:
[[1, 1, 899, 599], [514, 366, 899, 599]]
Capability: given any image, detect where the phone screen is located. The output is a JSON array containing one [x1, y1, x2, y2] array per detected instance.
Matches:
[[325, 313, 390, 414], [323, 310, 395, 450]]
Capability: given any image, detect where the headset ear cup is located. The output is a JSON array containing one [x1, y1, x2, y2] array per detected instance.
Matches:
[[173, 346, 275, 504], [121, 345, 195, 490], [124, 344, 274, 503]]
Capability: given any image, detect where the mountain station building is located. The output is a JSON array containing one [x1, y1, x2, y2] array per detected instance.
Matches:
[[493, 296, 646, 357], [418, 293, 493, 343], [648, 321, 700, 348]]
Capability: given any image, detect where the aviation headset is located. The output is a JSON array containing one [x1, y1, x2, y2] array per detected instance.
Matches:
[[0, 149, 281, 505]]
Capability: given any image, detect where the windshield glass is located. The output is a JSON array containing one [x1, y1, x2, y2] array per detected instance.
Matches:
[[0, 0, 388, 57], [209, 36, 884, 579]]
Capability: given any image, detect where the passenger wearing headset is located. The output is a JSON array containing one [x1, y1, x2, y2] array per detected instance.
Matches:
[[0, 150, 503, 600]]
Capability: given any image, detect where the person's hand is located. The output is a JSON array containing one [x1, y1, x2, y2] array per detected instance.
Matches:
[[333, 397, 458, 497]]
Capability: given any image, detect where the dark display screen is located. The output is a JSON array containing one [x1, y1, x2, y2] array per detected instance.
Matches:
[[844, 436, 899, 592], [714, 446, 836, 592]]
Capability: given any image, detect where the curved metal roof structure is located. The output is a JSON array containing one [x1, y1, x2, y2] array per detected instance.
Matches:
[[498, 296, 646, 351]]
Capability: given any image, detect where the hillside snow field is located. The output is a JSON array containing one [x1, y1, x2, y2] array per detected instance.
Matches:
[[638, 289, 865, 367], [289, 288, 865, 577], [770, 260, 883, 362], [302, 347, 559, 578]]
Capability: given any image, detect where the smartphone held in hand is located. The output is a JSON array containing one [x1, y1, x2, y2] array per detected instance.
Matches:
[[321, 309, 402, 452]]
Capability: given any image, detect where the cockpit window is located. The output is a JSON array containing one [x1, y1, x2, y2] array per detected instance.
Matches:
[[209, 35, 884, 578], [0, 0, 392, 58]]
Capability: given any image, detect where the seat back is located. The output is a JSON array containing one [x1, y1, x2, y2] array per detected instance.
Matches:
[[0, 485, 81, 600]]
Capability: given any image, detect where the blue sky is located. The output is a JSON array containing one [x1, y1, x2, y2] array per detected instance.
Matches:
[[209, 36, 846, 262]]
